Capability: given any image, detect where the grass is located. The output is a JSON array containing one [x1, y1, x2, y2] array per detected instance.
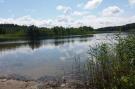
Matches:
[[0, 33, 94, 41], [0, 34, 26, 41], [84, 34, 135, 89]]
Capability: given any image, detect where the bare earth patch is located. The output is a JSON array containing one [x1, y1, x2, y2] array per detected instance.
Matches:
[[0, 79, 85, 89], [0, 79, 38, 89]]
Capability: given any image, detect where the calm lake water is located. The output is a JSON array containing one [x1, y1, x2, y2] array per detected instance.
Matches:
[[0, 33, 120, 80]]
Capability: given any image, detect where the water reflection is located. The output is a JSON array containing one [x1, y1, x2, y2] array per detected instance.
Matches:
[[0, 33, 119, 79], [28, 40, 41, 50], [0, 36, 91, 51]]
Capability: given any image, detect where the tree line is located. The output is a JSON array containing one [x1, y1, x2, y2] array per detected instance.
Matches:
[[0, 24, 94, 37], [0, 23, 135, 41], [96, 23, 135, 32]]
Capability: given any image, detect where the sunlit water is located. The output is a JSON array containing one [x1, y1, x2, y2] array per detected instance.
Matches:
[[0, 33, 122, 80]]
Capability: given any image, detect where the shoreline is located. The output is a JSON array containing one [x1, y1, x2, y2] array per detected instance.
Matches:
[[0, 34, 94, 42], [0, 31, 132, 42], [0, 74, 86, 89]]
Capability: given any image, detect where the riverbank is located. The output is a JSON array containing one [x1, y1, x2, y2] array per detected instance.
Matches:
[[0, 34, 94, 42], [0, 73, 86, 89], [0, 77, 85, 89], [0, 79, 37, 89]]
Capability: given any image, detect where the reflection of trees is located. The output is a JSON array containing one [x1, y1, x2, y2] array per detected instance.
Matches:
[[54, 39, 65, 46], [28, 40, 42, 50], [0, 40, 42, 52], [79, 38, 88, 42], [54, 39, 75, 46], [0, 35, 93, 52], [0, 43, 28, 52], [26, 25, 40, 40], [53, 35, 93, 46]]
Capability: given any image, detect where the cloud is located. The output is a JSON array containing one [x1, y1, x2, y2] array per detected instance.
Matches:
[[0, 14, 135, 29], [102, 6, 123, 17], [0, 16, 53, 27], [84, 0, 103, 9], [54, 15, 73, 27], [56, 5, 72, 14], [56, 5, 90, 17], [72, 11, 89, 16], [76, 15, 134, 28], [128, 0, 135, 5]]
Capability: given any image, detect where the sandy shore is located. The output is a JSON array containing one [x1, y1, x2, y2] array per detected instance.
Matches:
[[0, 73, 86, 89], [0, 79, 38, 89], [0, 79, 85, 89]]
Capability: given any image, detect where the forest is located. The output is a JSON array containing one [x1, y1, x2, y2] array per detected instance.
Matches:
[[0, 23, 135, 41], [0, 24, 94, 41], [96, 23, 135, 32]]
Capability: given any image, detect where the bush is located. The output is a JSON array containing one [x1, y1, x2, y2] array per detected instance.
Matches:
[[86, 34, 135, 89]]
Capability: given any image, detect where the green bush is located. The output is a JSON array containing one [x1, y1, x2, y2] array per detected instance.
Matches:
[[87, 34, 135, 89]]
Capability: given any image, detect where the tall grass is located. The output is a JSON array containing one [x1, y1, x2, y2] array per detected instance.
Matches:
[[86, 34, 135, 89]]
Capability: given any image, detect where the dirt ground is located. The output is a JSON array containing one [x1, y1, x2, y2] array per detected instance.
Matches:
[[0, 79, 84, 89], [0, 79, 38, 89]]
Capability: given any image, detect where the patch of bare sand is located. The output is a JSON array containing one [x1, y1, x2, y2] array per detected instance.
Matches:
[[0, 79, 85, 89], [0, 79, 38, 89]]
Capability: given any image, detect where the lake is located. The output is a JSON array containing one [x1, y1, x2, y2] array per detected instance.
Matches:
[[0, 33, 120, 80]]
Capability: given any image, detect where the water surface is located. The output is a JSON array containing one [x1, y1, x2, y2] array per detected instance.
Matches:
[[0, 33, 119, 79]]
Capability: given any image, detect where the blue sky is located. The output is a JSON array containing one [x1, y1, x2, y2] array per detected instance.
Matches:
[[0, 0, 135, 28]]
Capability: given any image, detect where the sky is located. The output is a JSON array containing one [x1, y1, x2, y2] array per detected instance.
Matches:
[[0, 0, 135, 28]]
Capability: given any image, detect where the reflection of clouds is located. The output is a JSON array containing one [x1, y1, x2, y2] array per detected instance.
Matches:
[[0, 33, 118, 59], [60, 57, 66, 61], [57, 33, 118, 60], [41, 44, 56, 49], [0, 33, 122, 79], [0, 46, 33, 57], [58, 41, 90, 62], [76, 49, 84, 54]]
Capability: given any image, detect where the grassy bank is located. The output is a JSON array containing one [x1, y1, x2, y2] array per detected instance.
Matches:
[[0, 33, 94, 42], [83, 34, 135, 89]]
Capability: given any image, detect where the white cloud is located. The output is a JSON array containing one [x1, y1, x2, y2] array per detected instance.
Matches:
[[84, 0, 103, 9], [56, 5, 90, 17], [102, 6, 123, 17], [128, 0, 135, 5], [0, 0, 135, 30], [0, 16, 53, 28], [57, 15, 135, 29], [56, 5, 65, 11], [56, 5, 72, 14], [77, 16, 129, 28], [72, 11, 89, 16], [0, 15, 135, 29]]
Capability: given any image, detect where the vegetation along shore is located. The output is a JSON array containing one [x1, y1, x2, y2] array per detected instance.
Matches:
[[0, 23, 135, 41]]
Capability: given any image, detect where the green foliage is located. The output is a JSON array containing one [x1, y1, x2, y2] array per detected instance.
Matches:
[[87, 34, 135, 89], [0, 24, 94, 41], [96, 23, 135, 32]]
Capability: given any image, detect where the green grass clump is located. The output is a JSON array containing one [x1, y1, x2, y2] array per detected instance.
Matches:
[[86, 34, 135, 89]]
